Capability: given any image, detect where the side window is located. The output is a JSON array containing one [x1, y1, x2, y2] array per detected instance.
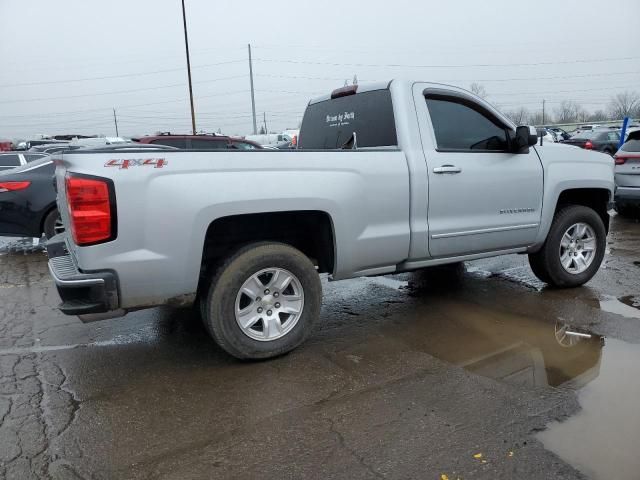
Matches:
[[25, 154, 47, 162], [425, 96, 509, 151], [190, 139, 228, 150], [607, 132, 620, 142], [0, 154, 21, 167], [151, 138, 187, 149], [231, 141, 257, 150]]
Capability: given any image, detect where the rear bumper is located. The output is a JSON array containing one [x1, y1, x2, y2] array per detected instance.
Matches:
[[47, 236, 123, 319], [615, 186, 640, 206]]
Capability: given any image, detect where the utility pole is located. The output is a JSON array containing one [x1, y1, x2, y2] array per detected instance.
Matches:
[[542, 99, 546, 125], [248, 44, 257, 135], [113, 108, 119, 137], [181, 0, 196, 135]]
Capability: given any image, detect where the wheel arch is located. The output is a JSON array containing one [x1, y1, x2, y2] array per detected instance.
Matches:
[[530, 184, 612, 253], [39, 203, 59, 236], [197, 210, 336, 296]]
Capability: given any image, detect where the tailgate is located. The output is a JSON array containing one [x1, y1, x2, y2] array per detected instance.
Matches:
[[615, 157, 640, 187]]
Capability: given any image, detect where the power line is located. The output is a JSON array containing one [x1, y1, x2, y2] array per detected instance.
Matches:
[[0, 61, 245, 89], [253, 55, 640, 69], [0, 76, 247, 104]]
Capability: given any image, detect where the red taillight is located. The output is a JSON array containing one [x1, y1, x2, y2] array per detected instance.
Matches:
[[584, 140, 593, 149], [616, 154, 640, 165], [0, 181, 31, 193], [65, 175, 115, 246]]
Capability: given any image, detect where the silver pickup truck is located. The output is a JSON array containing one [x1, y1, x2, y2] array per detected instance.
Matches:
[[47, 80, 615, 359]]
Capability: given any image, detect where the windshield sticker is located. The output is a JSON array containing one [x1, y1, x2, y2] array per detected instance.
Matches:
[[326, 111, 355, 128]]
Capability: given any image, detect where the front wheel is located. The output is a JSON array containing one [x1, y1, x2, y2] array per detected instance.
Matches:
[[203, 242, 322, 360], [528, 205, 606, 288]]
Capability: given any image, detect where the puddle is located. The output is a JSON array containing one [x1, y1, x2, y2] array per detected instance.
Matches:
[[599, 295, 640, 319], [537, 338, 640, 480], [367, 293, 640, 479]]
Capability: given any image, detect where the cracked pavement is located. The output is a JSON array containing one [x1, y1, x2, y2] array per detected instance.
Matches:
[[0, 215, 639, 479]]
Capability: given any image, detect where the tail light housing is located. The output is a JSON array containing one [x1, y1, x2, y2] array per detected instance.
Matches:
[[65, 174, 116, 246], [0, 181, 31, 193], [584, 140, 593, 150], [616, 154, 640, 165]]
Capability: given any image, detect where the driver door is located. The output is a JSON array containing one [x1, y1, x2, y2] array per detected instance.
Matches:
[[419, 90, 544, 258]]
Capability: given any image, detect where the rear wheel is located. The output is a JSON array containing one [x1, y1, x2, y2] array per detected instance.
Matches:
[[528, 205, 606, 288], [202, 242, 322, 360], [43, 208, 64, 239]]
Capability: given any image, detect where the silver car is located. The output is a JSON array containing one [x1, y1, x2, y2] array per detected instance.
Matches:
[[614, 129, 640, 217]]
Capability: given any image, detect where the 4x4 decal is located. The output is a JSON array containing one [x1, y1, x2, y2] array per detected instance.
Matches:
[[104, 158, 167, 169]]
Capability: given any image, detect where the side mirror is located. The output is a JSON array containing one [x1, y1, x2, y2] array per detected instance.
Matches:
[[512, 125, 538, 153]]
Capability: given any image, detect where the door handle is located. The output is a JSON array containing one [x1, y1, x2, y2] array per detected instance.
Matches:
[[433, 165, 462, 174]]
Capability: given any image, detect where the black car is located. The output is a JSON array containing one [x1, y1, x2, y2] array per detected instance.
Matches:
[[0, 143, 176, 239], [562, 130, 621, 155], [0, 157, 61, 238], [0, 152, 49, 172]]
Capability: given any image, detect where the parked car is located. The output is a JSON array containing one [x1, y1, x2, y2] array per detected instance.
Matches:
[[0, 140, 13, 152], [244, 133, 293, 147], [545, 126, 570, 141], [613, 129, 640, 217], [561, 130, 620, 155], [0, 152, 48, 172], [133, 133, 262, 150], [536, 128, 558, 143], [47, 80, 614, 360], [0, 143, 175, 239]]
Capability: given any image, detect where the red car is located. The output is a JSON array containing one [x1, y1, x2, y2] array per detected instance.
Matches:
[[133, 133, 261, 150]]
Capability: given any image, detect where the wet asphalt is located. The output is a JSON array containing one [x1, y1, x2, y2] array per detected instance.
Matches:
[[0, 215, 639, 479]]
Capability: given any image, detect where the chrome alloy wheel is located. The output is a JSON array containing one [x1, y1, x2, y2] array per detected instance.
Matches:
[[559, 222, 597, 274], [54, 217, 65, 235], [234, 268, 304, 341]]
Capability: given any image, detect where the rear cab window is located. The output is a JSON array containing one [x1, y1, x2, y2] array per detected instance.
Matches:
[[298, 88, 397, 149]]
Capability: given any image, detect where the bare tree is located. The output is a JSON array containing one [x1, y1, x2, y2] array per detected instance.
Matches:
[[607, 91, 640, 119], [527, 111, 545, 125], [554, 100, 583, 124], [586, 110, 609, 122], [470, 83, 488, 99], [504, 107, 529, 125]]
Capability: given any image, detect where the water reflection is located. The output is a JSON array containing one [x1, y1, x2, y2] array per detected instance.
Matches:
[[537, 338, 640, 480]]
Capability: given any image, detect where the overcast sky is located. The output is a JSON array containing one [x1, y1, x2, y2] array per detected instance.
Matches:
[[1, 0, 639, 139]]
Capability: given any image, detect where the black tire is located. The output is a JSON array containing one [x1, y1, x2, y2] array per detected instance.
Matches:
[[43, 208, 62, 239], [527, 254, 552, 284], [203, 242, 322, 360], [528, 205, 606, 288]]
